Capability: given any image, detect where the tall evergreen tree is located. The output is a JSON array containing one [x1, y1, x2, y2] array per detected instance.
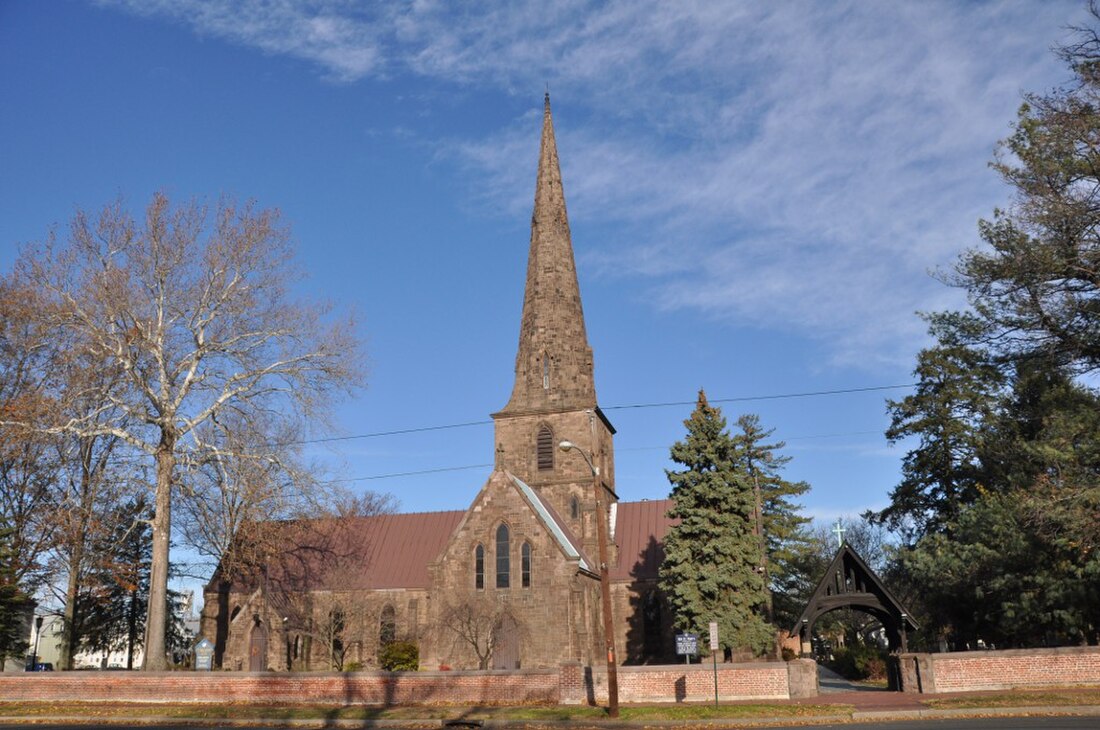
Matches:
[[731, 414, 811, 622], [0, 525, 32, 663], [874, 330, 1004, 539], [930, 4, 1100, 375], [80, 498, 152, 668], [659, 391, 774, 657], [878, 10, 1100, 648]]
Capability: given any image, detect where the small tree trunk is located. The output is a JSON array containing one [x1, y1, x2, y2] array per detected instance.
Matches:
[[142, 429, 176, 671], [126, 586, 138, 670], [60, 437, 97, 670], [59, 540, 83, 670]]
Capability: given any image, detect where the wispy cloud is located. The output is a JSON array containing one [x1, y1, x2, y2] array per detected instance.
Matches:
[[98, 0, 1086, 367]]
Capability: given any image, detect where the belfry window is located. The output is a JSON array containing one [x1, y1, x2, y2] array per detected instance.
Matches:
[[475, 544, 484, 590], [537, 425, 554, 471], [496, 524, 510, 589], [521, 541, 532, 588]]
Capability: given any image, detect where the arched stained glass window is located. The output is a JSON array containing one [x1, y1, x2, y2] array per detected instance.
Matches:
[[496, 524, 510, 589], [537, 425, 554, 471], [379, 604, 396, 646], [521, 542, 532, 588], [331, 607, 346, 666], [475, 544, 484, 590]]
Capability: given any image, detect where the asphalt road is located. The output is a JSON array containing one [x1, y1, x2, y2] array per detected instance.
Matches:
[[3, 719, 1098, 730]]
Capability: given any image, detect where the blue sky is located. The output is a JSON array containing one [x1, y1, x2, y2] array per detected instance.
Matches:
[[0, 1, 1087, 547]]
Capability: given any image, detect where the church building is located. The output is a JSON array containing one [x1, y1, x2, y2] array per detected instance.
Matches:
[[201, 96, 676, 671]]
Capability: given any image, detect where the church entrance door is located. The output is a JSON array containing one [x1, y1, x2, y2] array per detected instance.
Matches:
[[249, 621, 267, 671], [491, 616, 520, 670]]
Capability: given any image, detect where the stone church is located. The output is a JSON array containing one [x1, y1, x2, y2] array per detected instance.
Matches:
[[201, 96, 676, 672]]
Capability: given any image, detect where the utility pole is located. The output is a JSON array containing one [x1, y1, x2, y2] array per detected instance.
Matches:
[[559, 438, 619, 718]]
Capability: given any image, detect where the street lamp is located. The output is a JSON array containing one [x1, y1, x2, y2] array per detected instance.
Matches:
[[558, 439, 619, 718], [31, 615, 44, 671]]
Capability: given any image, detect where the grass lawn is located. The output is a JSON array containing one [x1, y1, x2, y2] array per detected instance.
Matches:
[[3, 689, 1099, 723], [0, 700, 850, 722], [924, 688, 1100, 709]]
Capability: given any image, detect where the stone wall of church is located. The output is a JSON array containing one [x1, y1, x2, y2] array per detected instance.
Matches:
[[611, 579, 677, 665], [427, 471, 603, 670], [202, 586, 431, 672]]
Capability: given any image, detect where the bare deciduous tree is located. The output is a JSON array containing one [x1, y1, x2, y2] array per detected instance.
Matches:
[[436, 593, 525, 670], [6, 193, 363, 669], [0, 277, 62, 596]]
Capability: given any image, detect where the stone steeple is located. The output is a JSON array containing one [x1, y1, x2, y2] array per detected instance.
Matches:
[[500, 94, 596, 415], [492, 96, 615, 553]]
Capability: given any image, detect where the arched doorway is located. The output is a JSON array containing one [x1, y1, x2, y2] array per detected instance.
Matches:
[[249, 619, 267, 672], [790, 544, 918, 690], [491, 615, 520, 670]]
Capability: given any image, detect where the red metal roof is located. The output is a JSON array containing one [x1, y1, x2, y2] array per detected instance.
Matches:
[[348, 510, 465, 589], [611, 499, 675, 582], [216, 499, 674, 594]]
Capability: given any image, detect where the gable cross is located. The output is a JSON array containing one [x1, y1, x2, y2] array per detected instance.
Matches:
[[832, 519, 846, 548]]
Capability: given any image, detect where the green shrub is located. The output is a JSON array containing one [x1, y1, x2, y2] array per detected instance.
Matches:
[[378, 641, 419, 671], [344, 661, 363, 672], [827, 643, 887, 681]]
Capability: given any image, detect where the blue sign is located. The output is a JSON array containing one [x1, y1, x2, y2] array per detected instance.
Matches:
[[675, 633, 698, 656], [194, 638, 214, 671]]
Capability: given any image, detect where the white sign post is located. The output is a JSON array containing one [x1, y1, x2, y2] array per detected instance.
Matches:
[[708, 622, 719, 706]]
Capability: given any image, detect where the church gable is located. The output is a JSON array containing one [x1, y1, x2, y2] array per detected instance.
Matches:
[[427, 467, 603, 669], [431, 469, 594, 593]]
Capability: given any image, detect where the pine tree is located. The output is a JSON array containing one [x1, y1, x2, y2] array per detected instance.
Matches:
[[731, 414, 811, 624], [874, 331, 1004, 539], [80, 498, 152, 668], [659, 391, 774, 657], [0, 525, 32, 663]]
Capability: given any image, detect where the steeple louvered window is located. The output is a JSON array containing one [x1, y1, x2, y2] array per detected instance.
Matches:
[[537, 425, 554, 471]]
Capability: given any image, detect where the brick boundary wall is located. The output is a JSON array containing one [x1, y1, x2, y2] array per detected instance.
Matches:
[[0, 669, 560, 706], [567, 661, 812, 704], [616, 662, 791, 703], [0, 662, 810, 706], [898, 646, 1100, 694]]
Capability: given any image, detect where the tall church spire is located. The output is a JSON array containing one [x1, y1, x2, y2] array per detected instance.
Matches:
[[501, 94, 596, 414]]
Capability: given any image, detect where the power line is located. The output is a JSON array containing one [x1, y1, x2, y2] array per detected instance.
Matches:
[[295, 383, 916, 446], [617, 429, 885, 453], [297, 420, 491, 445], [80, 382, 915, 463], [602, 383, 917, 411], [326, 463, 493, 484], [333, 429, 889, 484]]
